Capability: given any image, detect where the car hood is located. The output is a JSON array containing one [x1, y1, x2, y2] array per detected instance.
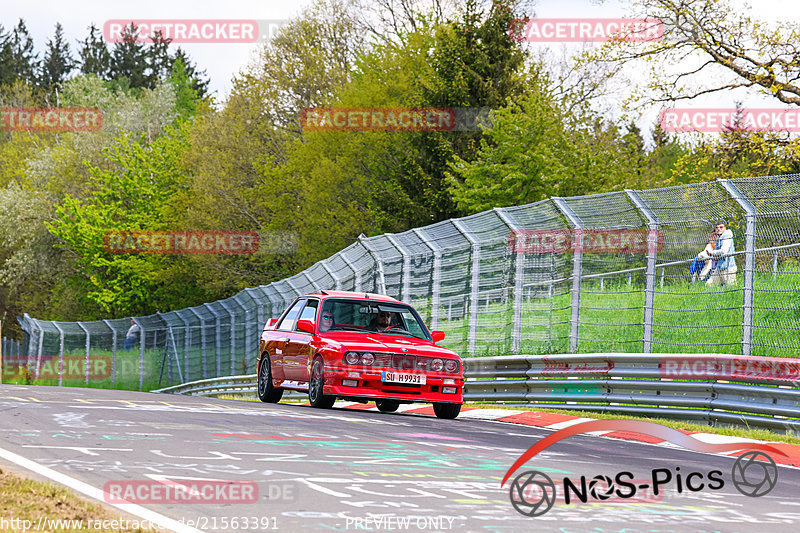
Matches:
[[318, 332, 459, 358]]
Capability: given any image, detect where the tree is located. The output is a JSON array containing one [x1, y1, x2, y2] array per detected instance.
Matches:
[[109, 23, 151, 90], [40, 23, 75, 89], [590, 0, 800, 107], [0, 20, 39, 86], [78, 23, 111, 78]]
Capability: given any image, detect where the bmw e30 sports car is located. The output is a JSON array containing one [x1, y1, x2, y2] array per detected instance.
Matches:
[[256, 291, 464, 419]]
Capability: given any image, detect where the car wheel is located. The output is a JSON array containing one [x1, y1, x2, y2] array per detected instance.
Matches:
[[433, 402, 461, 419], [257, 354, 283, 403], [309, 357, 335, 409], [375, 400, 400, 413]]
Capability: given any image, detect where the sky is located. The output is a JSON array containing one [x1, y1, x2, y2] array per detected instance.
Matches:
[[4, 0, 800, 131]]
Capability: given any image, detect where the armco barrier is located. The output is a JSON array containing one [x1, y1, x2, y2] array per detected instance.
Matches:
[[153, 352, 800, 433]]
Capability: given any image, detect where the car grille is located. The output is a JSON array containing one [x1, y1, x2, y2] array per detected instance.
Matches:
[[373, 353, 416, 371]]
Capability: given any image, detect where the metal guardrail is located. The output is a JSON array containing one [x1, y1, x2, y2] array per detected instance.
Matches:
[[462, 354, 800, 433], [152, 374, 304, 399], [153, 353, 800, 434]]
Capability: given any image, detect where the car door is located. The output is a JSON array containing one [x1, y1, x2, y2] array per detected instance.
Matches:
[[269, 299, 305, 381], [283, 299, 318, 381]]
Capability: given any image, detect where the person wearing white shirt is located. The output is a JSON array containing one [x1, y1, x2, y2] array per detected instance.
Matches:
[[706, 221, 737, 286]]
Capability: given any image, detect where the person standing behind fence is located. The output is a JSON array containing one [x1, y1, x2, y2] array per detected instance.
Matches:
[[692, 232, 717, 282], [706, 220, 737, 286], [124, 319, 140, 351]]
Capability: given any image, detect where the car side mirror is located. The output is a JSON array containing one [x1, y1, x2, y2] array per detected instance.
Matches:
[[431, 331, 445, 342], [296, 319, 315, 334], [266, 318, 278, 329]]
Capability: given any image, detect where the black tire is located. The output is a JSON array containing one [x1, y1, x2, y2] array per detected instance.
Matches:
[[433, 402, 461, 419], [308, 357, 335, 408], [257, 354, 283, 403], [376, 400, 400, 413]]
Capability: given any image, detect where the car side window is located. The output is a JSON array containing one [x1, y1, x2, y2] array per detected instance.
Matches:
[[277, 300, 305, 331], [295, 299, 319, 331]]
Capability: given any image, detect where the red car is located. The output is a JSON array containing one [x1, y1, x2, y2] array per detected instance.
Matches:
[[256, 291, 464, 419]]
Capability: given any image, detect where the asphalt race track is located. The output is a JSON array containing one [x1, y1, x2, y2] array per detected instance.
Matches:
[[1, 384, 799, 533]]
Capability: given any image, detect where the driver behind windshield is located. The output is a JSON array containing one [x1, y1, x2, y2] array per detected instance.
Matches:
[[368, 310, 394, 332]]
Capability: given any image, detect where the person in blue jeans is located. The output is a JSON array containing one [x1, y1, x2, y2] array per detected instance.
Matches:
[[706, 220, 737, 286], [124, 319, 140, 351]]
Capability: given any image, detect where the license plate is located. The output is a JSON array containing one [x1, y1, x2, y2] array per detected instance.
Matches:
[[382, 372, 426, 385]]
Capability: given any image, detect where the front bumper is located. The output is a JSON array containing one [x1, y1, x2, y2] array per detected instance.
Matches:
[[324, 366, 464, 404]]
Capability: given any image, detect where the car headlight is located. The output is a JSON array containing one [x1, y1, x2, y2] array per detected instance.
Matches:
[[430, 358, 444, 372], [344, 352, 360, 365], [444, 359, 458, 373], [361, 352, 375, 365]]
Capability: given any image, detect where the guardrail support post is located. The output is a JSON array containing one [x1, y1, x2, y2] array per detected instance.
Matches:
[[626, 189, 660, 353], [452, 220, 480, 355], [553, 198, 584, 353], [719, 179, 757, 357]]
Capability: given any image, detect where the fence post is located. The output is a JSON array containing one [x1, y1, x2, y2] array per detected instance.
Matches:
[[75, 322, 90, 386], [304, 271, 322, 292], [187, 309, 207, 379], [131, 317, 144, 391], [719, 179, 757, 357], [175, 310, 191, 382], [385, 234, 411, 303], [233, 294, 253, 374], [53, 322, 65, 386], [553, 198, 584, 353], [358, 235, 386, 294], [204, 304, 222, 378], [452, 220, 480, 355], [219, 301, 237, 376], [494, 207, 525, 354], [102, 320, 117, 386], [625, 189, 660, 354], [413, 228, 442, 330], [321, 260, 342, 290]]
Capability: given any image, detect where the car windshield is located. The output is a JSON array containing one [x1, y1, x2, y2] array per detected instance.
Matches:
[[318, 299, 432, 340]]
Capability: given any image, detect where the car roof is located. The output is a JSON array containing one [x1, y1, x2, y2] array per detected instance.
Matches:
[[308, 290, 400, 303]]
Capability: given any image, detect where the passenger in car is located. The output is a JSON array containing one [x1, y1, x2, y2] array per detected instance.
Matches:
[[319, 310, 336, 332]]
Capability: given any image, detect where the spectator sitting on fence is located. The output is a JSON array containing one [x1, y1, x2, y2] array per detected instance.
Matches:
[[690, 232, 717, 282], [706, 220, 737, 287], [124, 319, 140, 351]]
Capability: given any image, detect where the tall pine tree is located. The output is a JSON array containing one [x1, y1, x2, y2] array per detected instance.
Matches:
[[40, 23, 75, 89], [78, 23, 111, 78]]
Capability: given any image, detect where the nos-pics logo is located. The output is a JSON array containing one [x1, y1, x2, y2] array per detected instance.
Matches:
[[503, 420, 785, 517]]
